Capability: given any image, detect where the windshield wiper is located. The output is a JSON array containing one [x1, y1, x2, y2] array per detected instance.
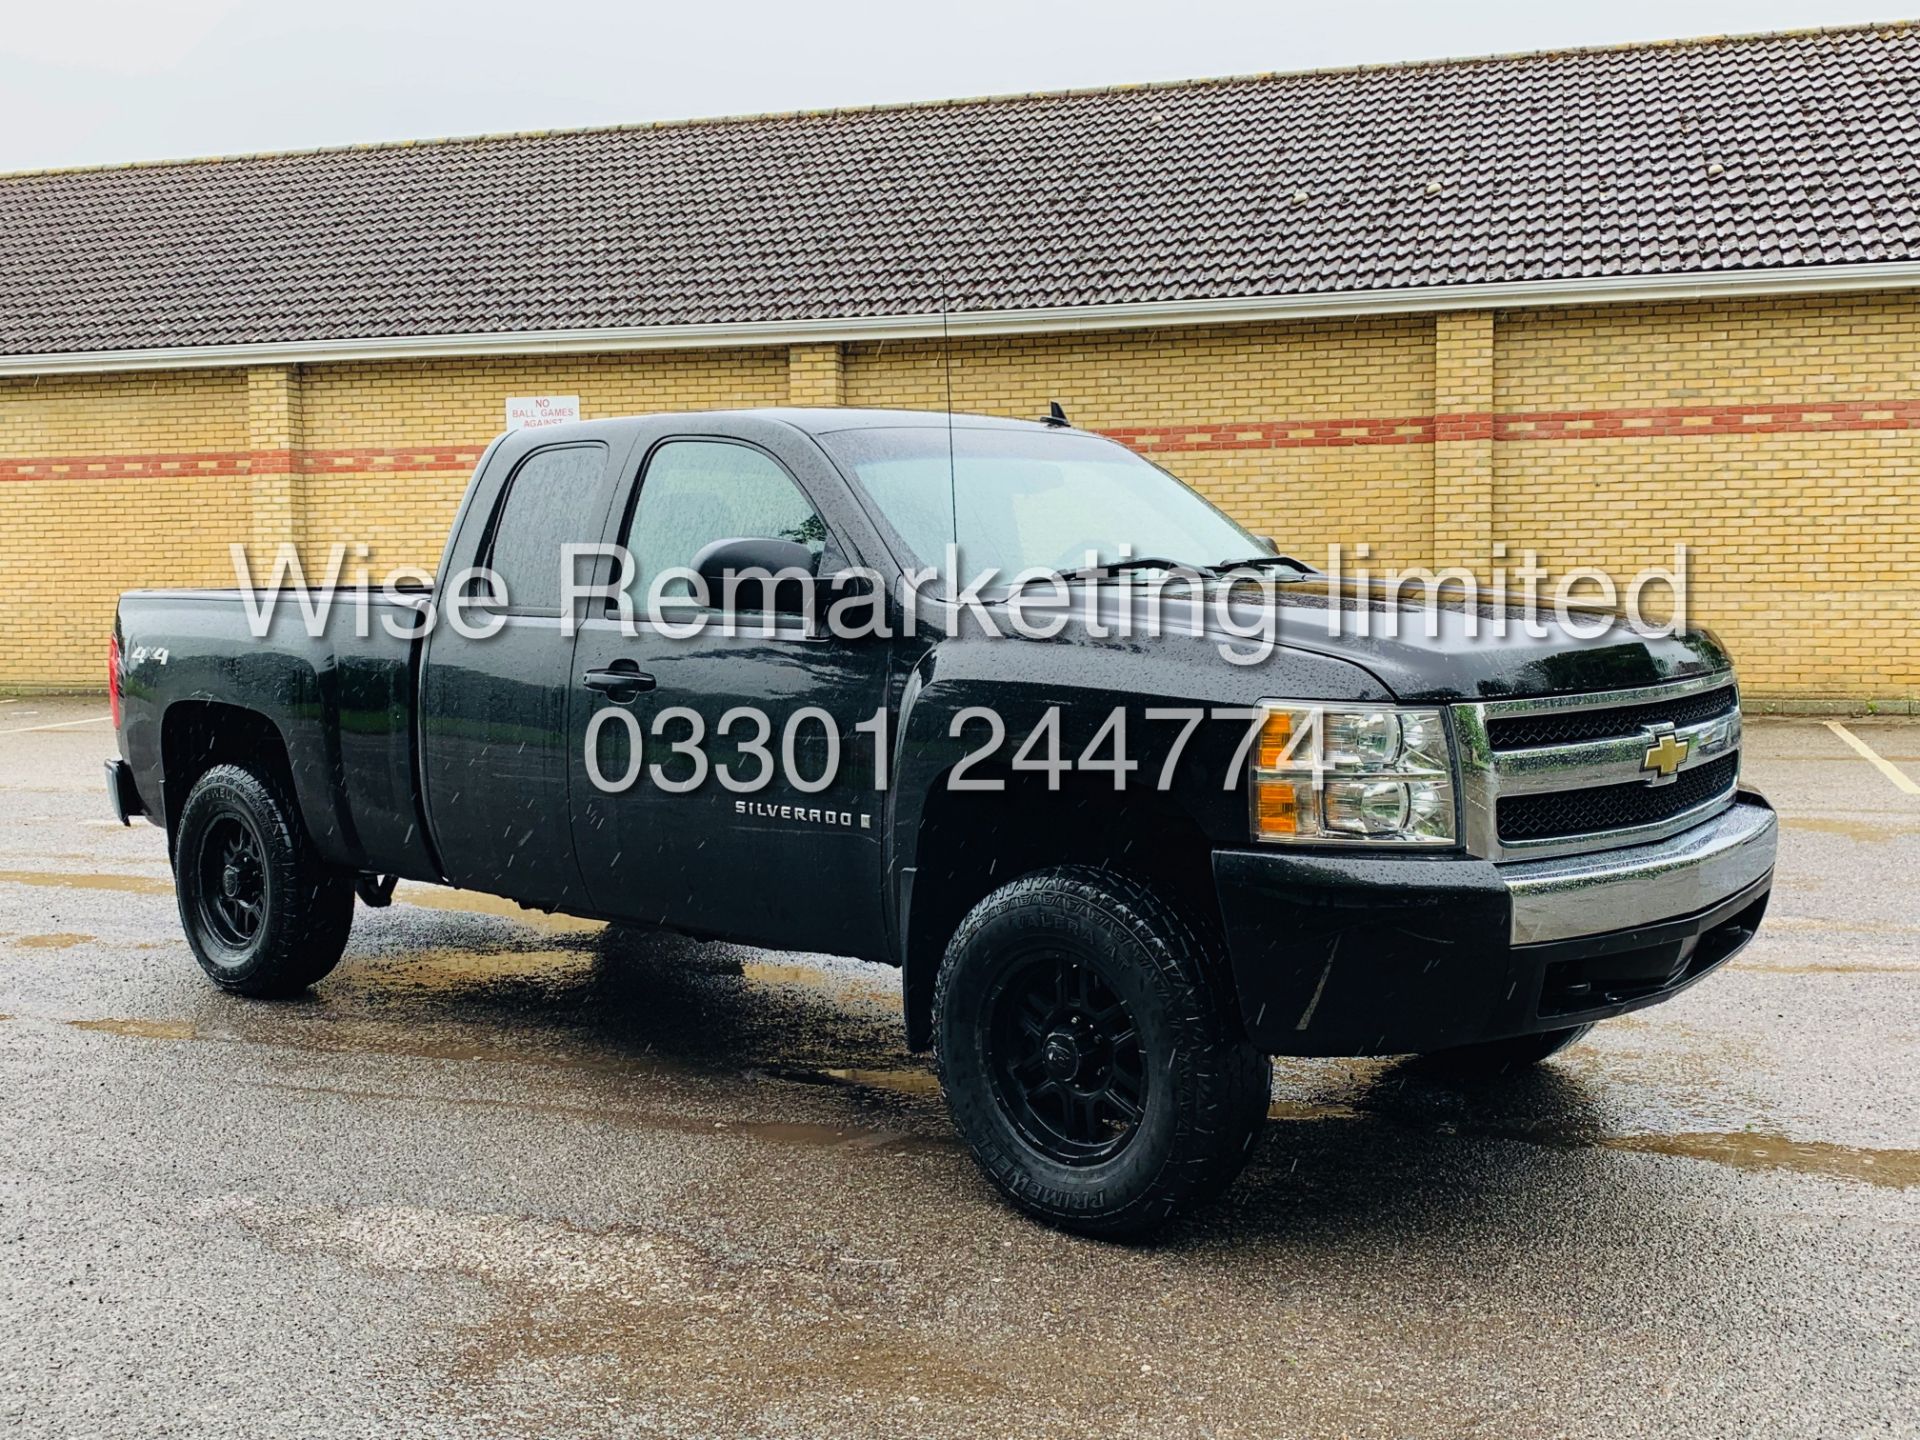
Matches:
[[1210, 553, 1319, 576], [1041, 554, 1320, 585], [1050, 556, 1199, 583]]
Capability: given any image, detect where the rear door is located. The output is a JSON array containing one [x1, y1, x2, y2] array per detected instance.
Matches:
[[567, 430, 892, 956], [420, 437, 622, 909]]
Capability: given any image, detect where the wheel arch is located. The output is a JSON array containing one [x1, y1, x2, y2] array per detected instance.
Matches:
[[160, 701, 298, 851], [899, 769, 1227, 1051]]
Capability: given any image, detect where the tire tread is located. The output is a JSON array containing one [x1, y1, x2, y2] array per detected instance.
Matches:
[[175, 763, 353, 997], [934, 864, 1269, 1239]]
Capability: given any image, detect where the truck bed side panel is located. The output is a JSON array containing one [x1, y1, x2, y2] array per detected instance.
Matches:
[[115, 589, 438, 882]]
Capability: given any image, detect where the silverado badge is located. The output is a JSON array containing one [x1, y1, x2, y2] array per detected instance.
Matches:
[[1640, 724, 1691, 785]]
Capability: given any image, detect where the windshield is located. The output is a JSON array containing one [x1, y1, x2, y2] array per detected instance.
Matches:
[[817, 426, 1267, 579]]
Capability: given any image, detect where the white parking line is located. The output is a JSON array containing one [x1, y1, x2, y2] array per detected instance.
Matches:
[[1825, 722, 1920, 796], [0, 715, 112, 736]]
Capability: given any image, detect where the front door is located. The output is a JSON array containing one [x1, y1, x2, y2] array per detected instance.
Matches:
[[567, 436, 891, 956]]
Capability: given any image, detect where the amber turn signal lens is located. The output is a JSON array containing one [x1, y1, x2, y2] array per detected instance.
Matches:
[[1253, 780, 1299, 837], [1256, 709, 1295, 771]]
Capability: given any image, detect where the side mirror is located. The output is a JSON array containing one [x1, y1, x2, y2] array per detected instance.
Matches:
[[692, 537, 818, 616]]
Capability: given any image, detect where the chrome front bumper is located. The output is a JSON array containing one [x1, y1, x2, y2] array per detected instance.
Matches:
[[1503, 792, 1777, 945]]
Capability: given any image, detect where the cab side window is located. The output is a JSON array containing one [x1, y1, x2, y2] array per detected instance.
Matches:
[[483, 443, 607, 614], [623, 440, 826, 611]]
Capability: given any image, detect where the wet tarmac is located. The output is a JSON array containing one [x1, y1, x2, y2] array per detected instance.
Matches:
[[1, 696, 1916, 1437]]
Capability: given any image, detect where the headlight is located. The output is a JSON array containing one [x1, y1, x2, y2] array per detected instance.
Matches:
[[1249, 703, 1456, 846]]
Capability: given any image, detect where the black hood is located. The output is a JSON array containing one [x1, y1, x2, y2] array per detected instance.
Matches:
[[1070, 576, 1730, 704]]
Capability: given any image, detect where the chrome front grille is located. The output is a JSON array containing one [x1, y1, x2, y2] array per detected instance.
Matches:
[[1484, 682, 1738, 751], [1454, 674, 1742, 861]]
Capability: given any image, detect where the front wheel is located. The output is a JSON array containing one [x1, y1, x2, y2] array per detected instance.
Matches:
[[1415, 1023, 1595, 1078], [173, 764, 355, 997], [934, 866, 1270, 1239]]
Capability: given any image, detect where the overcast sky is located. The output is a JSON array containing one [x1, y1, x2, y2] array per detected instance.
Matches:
[[1, 0, 1907, 173]]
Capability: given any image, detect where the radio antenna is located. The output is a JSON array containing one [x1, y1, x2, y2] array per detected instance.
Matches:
[[942, 302, 958, 555]]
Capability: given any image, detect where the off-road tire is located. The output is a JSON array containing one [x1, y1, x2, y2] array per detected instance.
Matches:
[[173, 764, 355, 997], [933, 865, 1270, 1239], [1415, 1022, 1595, 1078]]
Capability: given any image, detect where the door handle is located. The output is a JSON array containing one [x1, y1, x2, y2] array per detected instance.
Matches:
[[582, 665, 656, 697]]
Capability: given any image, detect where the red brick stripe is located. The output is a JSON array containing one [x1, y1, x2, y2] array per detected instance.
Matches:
[[0, 447, 486, 482], [293, 446, 488, 473], [1111, 399, 1920, 452], [1490, 399, 1920, 440], [0, 450, 258, 480], [1105, 417, 1436, 450], [3, 401, 1919, 483]]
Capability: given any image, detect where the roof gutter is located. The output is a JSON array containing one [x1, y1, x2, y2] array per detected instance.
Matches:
[[7, 261, 1920, 376]]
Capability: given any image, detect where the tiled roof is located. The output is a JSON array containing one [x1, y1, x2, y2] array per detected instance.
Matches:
[[4, 23, 1919, 356]]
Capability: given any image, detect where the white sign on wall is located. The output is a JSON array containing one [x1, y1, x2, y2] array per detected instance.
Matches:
[[504, 395, 582, 431]]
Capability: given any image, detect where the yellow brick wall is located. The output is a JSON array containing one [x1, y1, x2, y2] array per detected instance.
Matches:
[[842, 319, 1438, 571], [1, 297, 1916, 699], [787, 344, 845, 406], [1492, 295, 1920, 698], [296, 349, 790, 575], [1432, 310, 1495, 571], [1494, 293, 1920, 409], [0, 369, 248, 687]]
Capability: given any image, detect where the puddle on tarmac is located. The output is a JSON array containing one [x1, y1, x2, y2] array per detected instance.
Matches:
[[810, 1067, 936, 1098], [1268, 1099, 1363, 1122], [68, 1017, 196, 1040], [817, 1066, 942, 1096], [740, 960, 886, 994], [248, 1205, 1004, 1423], [739, 961, 903, 1011], [14, 933, 91, 949], [346, 946, 591, 993], [728, 1119, 939, 1151], [1734, 960, 1918, 976], [1763, 914, 1920, 937], [740, 960, 838, 989], [0, 869, 172, 895], [1601, 1131, 1920, 1189], [1260, 1077, 1920, 1189], [392, 883, 604, 933], [255, 1078, 954, 1155], [759, 1063, 942, 1097], [54, 1013, 1920, 1187], [1783, 817, 1915, 843]]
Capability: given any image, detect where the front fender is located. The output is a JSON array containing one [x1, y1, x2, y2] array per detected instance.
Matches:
[[884, 628, 1389, 1042]]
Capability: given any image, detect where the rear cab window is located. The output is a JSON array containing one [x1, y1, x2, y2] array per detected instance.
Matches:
[[480, 443, 609, 614]]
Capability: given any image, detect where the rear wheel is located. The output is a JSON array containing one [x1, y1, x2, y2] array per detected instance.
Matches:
[[173, 764, 354, 997], [1416, 1022, 1595, 1078], [934, 866, 1270, 1239]]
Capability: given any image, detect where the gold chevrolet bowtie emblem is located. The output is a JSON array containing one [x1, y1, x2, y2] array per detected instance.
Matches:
[[1641, 730, 1691, 780]]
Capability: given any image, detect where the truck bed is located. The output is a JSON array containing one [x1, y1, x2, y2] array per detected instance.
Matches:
[[114, 587, 440, 883]]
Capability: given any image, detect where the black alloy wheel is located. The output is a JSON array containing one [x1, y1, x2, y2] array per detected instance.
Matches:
[[985, 949, 1148, 1166], [173, 764, 355, 997], [934, 865, 1271, 1239], [195, 814, 267, 947]]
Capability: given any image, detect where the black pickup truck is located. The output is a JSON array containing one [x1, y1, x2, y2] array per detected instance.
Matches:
[[107, 408, 1776, 1236]]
